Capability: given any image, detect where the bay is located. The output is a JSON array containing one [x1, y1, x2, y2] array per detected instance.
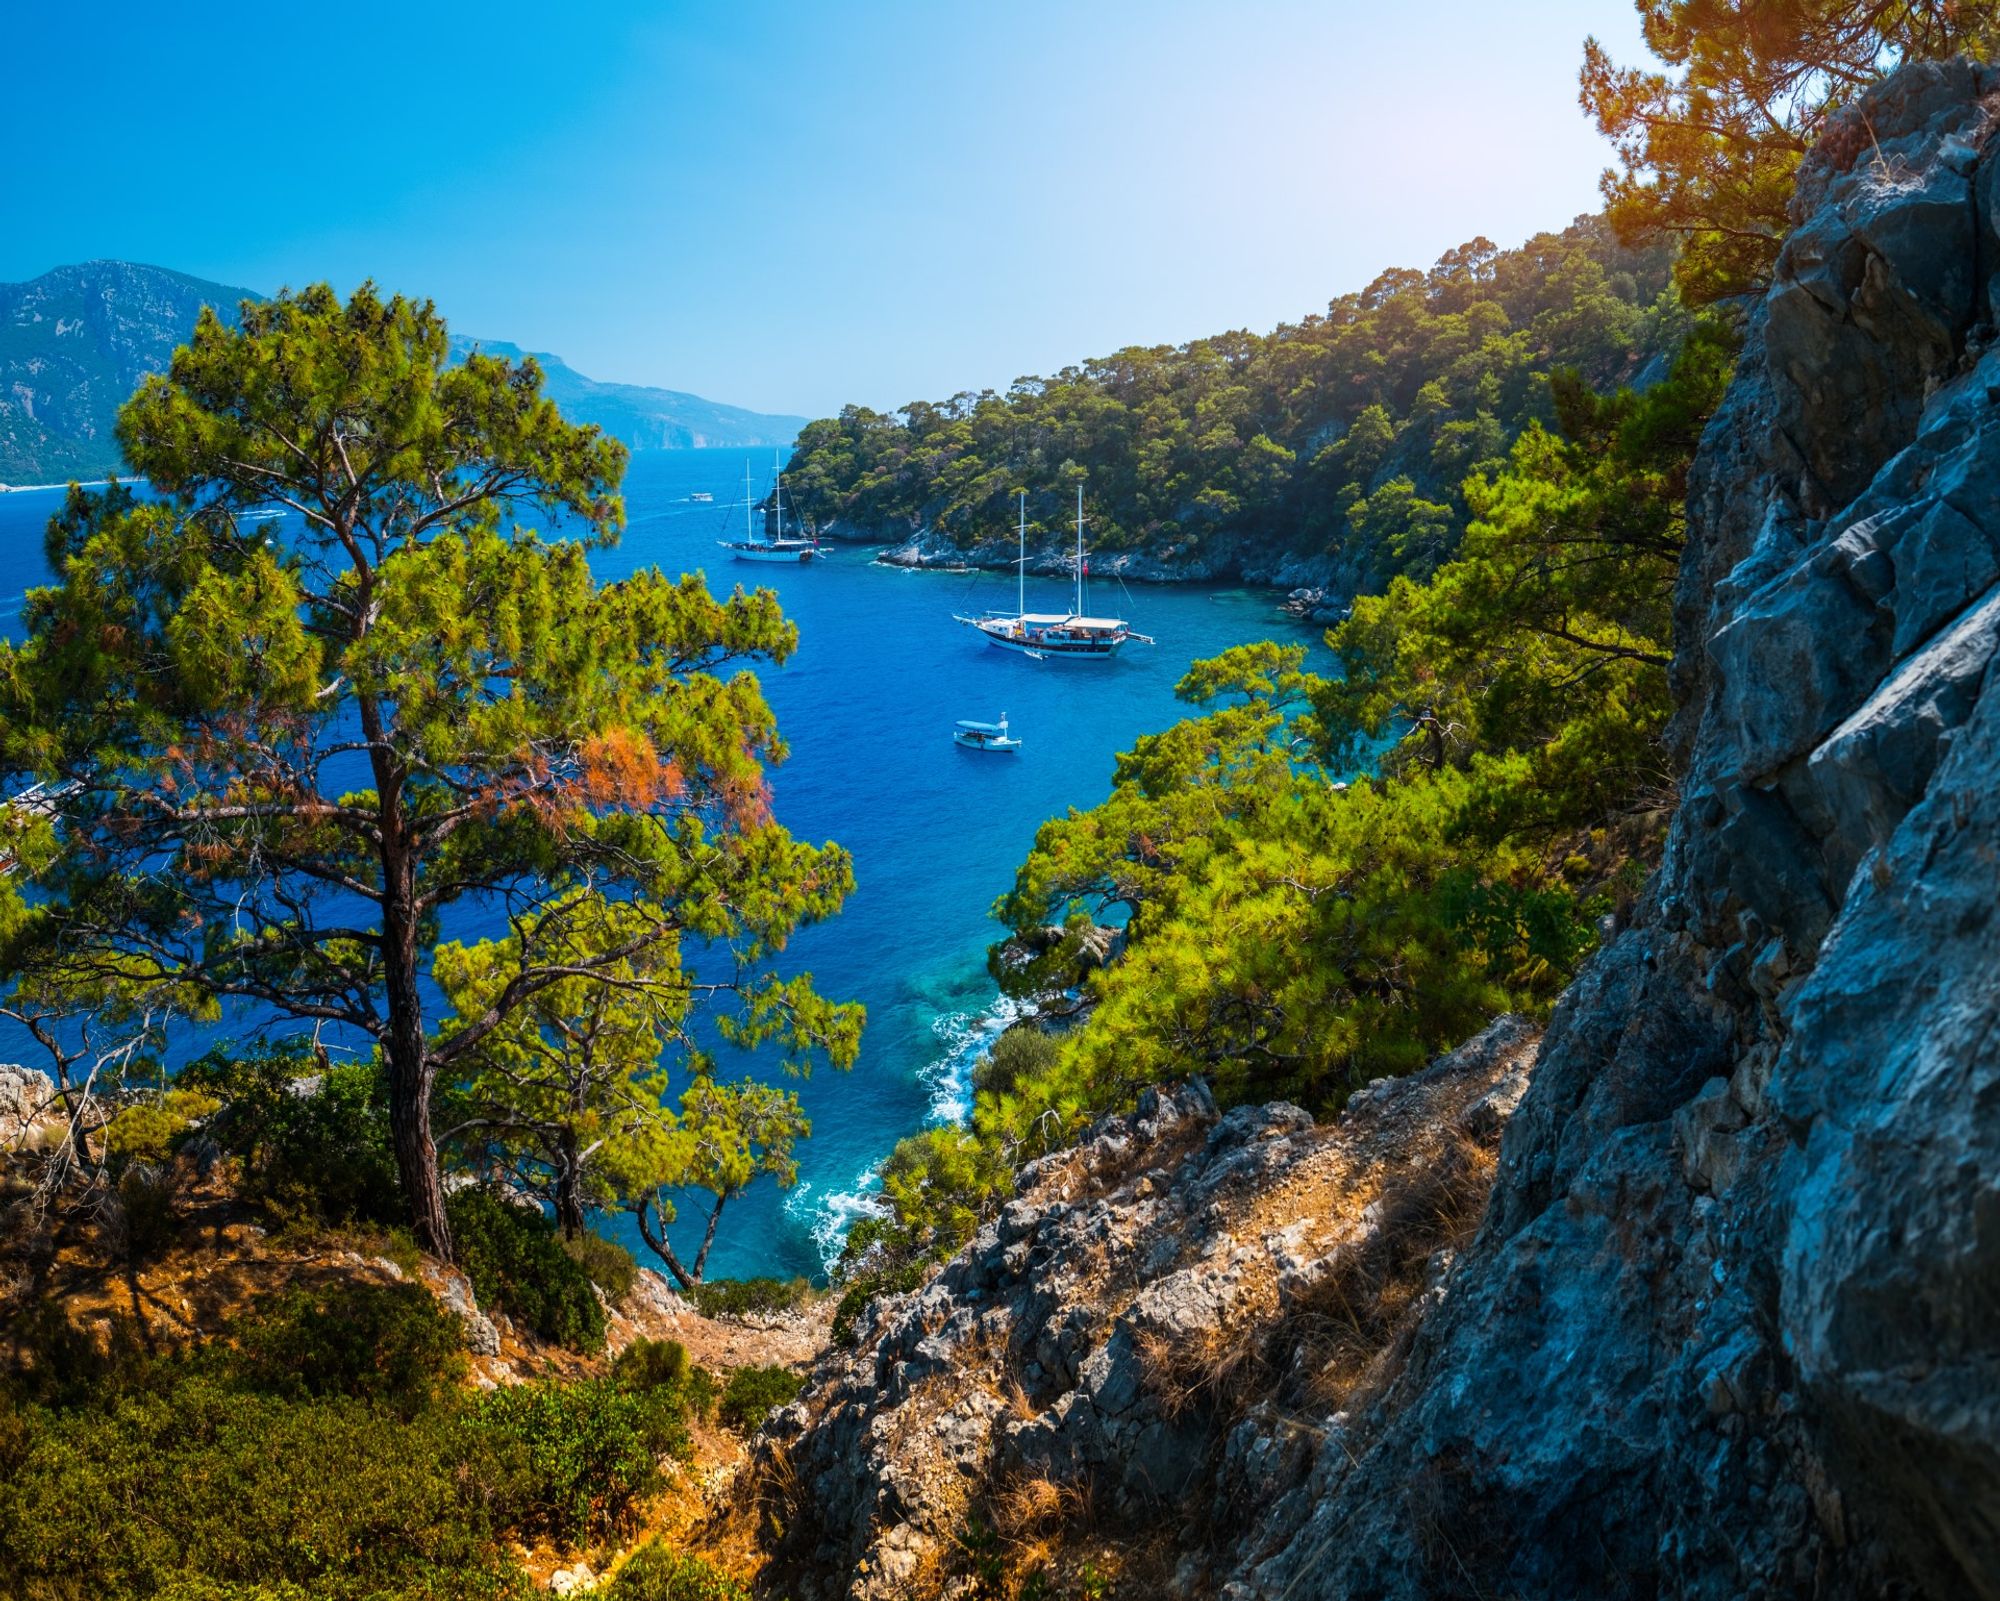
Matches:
[[0, 447, 1323, 1281]]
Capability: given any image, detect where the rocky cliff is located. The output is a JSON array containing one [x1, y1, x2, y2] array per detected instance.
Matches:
[[756, 60, 2000, 1600]]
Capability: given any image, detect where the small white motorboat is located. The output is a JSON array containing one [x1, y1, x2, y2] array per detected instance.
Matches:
[[953, 713, 1021, 753]]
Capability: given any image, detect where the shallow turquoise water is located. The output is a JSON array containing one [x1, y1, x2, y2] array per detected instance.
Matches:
[[0, 449, 1323, 1280]]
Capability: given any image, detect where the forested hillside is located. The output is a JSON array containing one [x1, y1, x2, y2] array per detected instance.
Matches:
[[785, 218, 1680, 585]]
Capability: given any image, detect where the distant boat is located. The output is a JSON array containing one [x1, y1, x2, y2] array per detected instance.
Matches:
[[689, 491, 714, 503], [953, 487, 1150, 659], [716, 459, 820, 563], [954, 713, 1020, 752]]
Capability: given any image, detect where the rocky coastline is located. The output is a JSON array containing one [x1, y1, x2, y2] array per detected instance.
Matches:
[[739, 59, 2000, 1600], [820, 521, 1358, 624]]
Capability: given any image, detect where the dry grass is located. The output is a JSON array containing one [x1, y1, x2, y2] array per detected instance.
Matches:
[[1134, 1313, 1263, 1421], [989, 1470, 1096, 1542], [1129, 1132, 1499, 1437], [1279, 1132, 1496, 1416]]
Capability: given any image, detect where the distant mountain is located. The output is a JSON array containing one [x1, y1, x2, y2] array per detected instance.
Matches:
[[0, 261, 258, 484], [447, 336, 807, 452], [0, 261, 804, 484]]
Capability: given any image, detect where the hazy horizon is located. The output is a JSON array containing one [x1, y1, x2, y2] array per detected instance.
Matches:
[[6, 1, 1653, 419]]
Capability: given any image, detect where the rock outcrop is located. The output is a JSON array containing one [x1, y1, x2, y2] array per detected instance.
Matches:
[[768, 59, 2000, 1601], [758, 1019, 1540, 1597]]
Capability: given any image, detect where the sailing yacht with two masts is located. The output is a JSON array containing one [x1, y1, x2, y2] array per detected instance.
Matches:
[[717, 460, 821, 563], [953, 487, 1151, 659]]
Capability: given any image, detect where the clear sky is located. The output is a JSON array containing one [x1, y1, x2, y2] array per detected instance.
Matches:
[[5, 1, 1651, 418]]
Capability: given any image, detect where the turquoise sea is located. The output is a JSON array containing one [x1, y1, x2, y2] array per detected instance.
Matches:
[[0, 448, 1324, 1281]]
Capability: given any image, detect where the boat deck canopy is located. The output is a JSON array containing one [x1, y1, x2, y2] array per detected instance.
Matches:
[[955, 720, 1007, 734], [991, 612, 1128, 629]]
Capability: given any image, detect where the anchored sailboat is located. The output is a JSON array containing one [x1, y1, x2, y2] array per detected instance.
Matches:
[[717, 459, 821, 563], [953, 487, 1150, 659]]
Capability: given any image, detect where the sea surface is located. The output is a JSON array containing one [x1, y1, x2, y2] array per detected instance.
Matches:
[[0, 449, 1325, 1280]]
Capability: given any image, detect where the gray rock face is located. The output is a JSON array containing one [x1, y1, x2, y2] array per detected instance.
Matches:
[[1250, 60, 2000, 1601], [0, 1063, 60, 1152], [762, 1019, 1540, 1598]]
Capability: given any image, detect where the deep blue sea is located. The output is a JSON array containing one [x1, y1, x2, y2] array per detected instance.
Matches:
[[0, 449, 1324, 1280]]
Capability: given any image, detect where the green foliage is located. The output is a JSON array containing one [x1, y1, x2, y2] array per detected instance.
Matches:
[[606, 1543, 750, 1601], [179, 1043, 402, 1227], [830, 1259, 926, 1349], [568, 1231, 640, 1303], [469, 1376, 691, 1547], [971, 1025, 1060, 1099], [100, 1089, 219, 1169], [716, 1365, 803, 1433], [0, 280, 858, 1259], [1582, 2, 1998, 302], [612, 1337, 691, 1394], [0, 1276, 720, 1598], [686, 1275, 809, 1321], [616, 1077, 819, 1289], [0, 1299, 527, 1601], [447, 1189, 606, 1353], [862, 326, 1733, 1272], [228, 1282, 465, 1420], [785, 220, 1679, 587]]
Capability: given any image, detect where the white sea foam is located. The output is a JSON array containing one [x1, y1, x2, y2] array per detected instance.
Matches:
[[787, 1165, 888, 1277], [795, 991, 1036, 1271], [918, 992, 1031, 1125]]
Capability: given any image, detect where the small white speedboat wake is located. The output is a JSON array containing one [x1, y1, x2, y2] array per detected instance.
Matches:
[[953, 713, 1021, 752]]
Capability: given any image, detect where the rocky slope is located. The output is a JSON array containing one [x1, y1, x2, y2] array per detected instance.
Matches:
[[747, 1018, 1539, 1597], [755, 59, 2000, 1600]]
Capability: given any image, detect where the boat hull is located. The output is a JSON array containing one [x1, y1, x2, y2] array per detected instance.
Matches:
[[979, 627, 1122, 659], [954, 732, 1021, 751], [721, 543, 820, 563]]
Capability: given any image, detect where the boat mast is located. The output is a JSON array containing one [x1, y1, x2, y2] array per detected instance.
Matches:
[[1017, 489, 1026, 617], [744, 461, 754, 543], [1074, 483, 1084, 617]]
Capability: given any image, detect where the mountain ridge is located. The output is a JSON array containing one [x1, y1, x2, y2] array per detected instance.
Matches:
[[0, 261, 803, 483]]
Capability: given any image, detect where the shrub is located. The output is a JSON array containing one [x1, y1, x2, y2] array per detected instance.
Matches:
[[179, 1044, 401, 1228], [0, 1377, 528, 1600], [465, 1376, 691, 1547], [447, 1189, 605, 1352], [830, 1259, 926, 1348], [612, 1339, 716, 1425], [971, 1024, 1060, 1099], [716, 1364, 802, 1433], [567, 1230, 638, 1302], [230, 1281, 464, 1418], [613, 1336, 689, 1391], [102, 1088, 221, 1167], [686, 1276, 807, 1322], [112, 1165, 183, 1260], [607, 1542, 750, 1601]]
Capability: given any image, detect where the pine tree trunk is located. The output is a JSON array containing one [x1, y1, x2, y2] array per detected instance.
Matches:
[[555, 1138, 586, 1240], [372, 710, 452, 1262], [634, 1196, 698, 1291], [691, 1192, 728, 1283]]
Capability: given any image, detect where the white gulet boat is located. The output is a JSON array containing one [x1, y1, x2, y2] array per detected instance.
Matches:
[[717, 461, 821, 563], [953, 487, 1151, 659], [953, 713, 1020, 752]]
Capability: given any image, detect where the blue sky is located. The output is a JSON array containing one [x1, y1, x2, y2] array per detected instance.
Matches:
[[6, 1, 1651, 417]]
